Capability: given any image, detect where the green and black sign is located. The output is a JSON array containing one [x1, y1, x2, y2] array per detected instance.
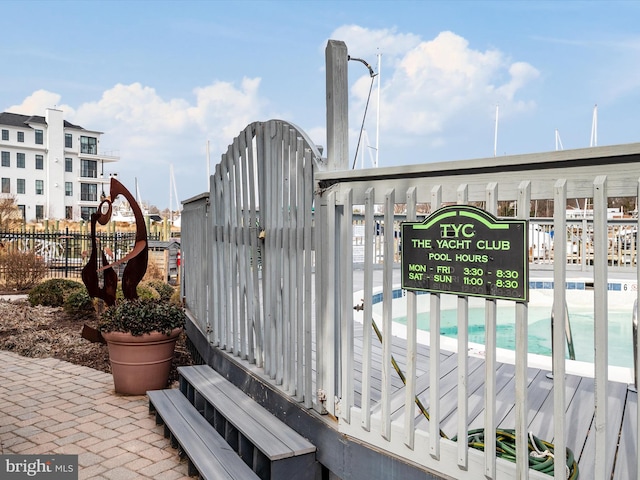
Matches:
[[401, 205, 528, 302]]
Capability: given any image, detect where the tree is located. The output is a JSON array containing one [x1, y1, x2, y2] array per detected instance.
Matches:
[[0, 195, 21, 230]]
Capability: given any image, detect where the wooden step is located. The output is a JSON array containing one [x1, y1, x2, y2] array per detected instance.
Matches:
[[148, 388, 260, 480], [178, 365, 317, 480]]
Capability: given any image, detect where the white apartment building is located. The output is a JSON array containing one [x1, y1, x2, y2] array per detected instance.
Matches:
[[0, 108, 119, 222]]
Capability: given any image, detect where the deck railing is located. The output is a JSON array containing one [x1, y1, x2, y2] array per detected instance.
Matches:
[[314, 144, 640, 479], [182, 122, 640, 479]]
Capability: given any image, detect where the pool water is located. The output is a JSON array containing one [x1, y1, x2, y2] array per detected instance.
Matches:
[[395, 307, 634, 368]]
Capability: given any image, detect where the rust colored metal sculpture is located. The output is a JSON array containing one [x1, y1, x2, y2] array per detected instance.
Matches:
[[81, 177, 148, 305], [81, 178, 148, 343]]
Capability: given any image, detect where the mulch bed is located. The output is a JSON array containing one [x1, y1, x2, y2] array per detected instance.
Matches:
[[0, 297, 194, 385]]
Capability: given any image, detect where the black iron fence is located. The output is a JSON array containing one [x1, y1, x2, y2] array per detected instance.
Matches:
[[0, 228, 161, 281]]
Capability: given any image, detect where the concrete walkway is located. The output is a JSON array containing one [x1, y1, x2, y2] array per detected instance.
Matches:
[[0, 350, 190, 479]]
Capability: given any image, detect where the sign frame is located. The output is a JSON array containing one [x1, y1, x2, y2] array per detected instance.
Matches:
[[401, 205, 529, 302]]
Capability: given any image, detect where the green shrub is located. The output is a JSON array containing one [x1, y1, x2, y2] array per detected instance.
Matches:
[[146, 280, 174, 302], [115, 282, 160, 302], [99, 298, 186, 336], [28, 278, 84, 307], [1, 251, 48, 291], [63, 287, 96, 318]]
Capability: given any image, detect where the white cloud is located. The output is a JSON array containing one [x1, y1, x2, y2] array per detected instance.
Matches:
[[332, 27, 540, 155], [329, 24, 422, 60], [6, 90, 75, 117], [10, 79, 269, 207]]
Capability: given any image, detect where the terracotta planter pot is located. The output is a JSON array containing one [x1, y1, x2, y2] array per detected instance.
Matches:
[[102, 328, 183, 395]]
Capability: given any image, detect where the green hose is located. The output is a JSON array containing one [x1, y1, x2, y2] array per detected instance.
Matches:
[[368, 316, 579, 479], [452, 429, 579, 479]]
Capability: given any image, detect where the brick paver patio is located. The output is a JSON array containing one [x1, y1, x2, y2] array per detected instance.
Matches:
[[0, 350, 190, 479]]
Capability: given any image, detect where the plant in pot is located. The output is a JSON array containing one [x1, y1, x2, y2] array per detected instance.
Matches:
[[80, 177, 186, 395], [98, 297, 186, 395]]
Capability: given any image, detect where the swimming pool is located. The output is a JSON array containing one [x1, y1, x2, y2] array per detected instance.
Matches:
[[367, 280, 637, 381]]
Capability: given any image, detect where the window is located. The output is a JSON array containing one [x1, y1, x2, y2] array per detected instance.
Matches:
[[65, 182, 73, 196], [80, 159, 97, 178], [18, 205, 25, 220], [35, 205, 43, 220], [16, 153, 25, 168], [80, 183, 97, 201], [35, 129, 43, 145], [1, 130, 7, 141], [65, 134, 72, 148], [35, 179, 44, 195], [65, 158, 73, 172], [17, 131, 24, 142], [81, 206, 96, 221], [1, 178, 9, 194], [80, 136, 97, 154], [65, 206, 73, 220], [35, 155, 43, 170], [16, 179, 25, 194], [1, 151, 9, 167]]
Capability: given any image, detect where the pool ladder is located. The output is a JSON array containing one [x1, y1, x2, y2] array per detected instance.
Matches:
[[552, 299, 639, 390], [551, 299, 576, 360], [548, 300, 576, 379]]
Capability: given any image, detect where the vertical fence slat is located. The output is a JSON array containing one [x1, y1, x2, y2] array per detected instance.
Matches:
[[241, 126, 258, 364], [429, 185, 442, 459], [281, 127, 291, 390], [255, 123, 268, 368], [265, 123, 276, 375], [361, 187, 375, 430], [381, 189, 395, 440], [288, 127, 298, 393], [593, 175, 609, 479], [553, 179, 568, 480], [456, 183, 469, 469], [224, 150, 237, 354], [404, 186, 418, 449], [221, 160, 232, 350], [205, 175, 214, 345], [484, 182, 498, 479], [303, 147, 313, 408], [340, 188, 353, 423], [515, 180, 531, 480], [275, 122, 285, 385], [238, 134, 250, 359], [213, 166, 225, 346], [295, 135, 305, 400], [323, 190, 337, 416], [232, 137, 244, 358], [288, 129, 298, 396]]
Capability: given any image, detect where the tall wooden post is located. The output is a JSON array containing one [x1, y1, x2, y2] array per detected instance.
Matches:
[[318, 40, 349, 416], [326, 40, 348, 171]]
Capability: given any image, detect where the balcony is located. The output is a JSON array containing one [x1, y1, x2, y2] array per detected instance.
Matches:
[[77, 150, 120, 164]]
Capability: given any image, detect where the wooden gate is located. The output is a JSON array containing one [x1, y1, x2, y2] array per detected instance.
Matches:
[[181, 120, 323, 408]]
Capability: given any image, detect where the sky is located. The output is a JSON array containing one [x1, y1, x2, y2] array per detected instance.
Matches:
[[2, 0, 639, 210]]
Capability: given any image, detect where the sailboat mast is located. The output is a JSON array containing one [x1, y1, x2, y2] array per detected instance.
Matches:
[[494, 105, 499, 157], [206, 140, 210, 189], [375, 52, 381, 168], [555, 129, 563, 151], [590, 104, 598, 147]]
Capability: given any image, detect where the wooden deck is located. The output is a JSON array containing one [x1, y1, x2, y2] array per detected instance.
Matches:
[[352, 322, 637, 478]]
